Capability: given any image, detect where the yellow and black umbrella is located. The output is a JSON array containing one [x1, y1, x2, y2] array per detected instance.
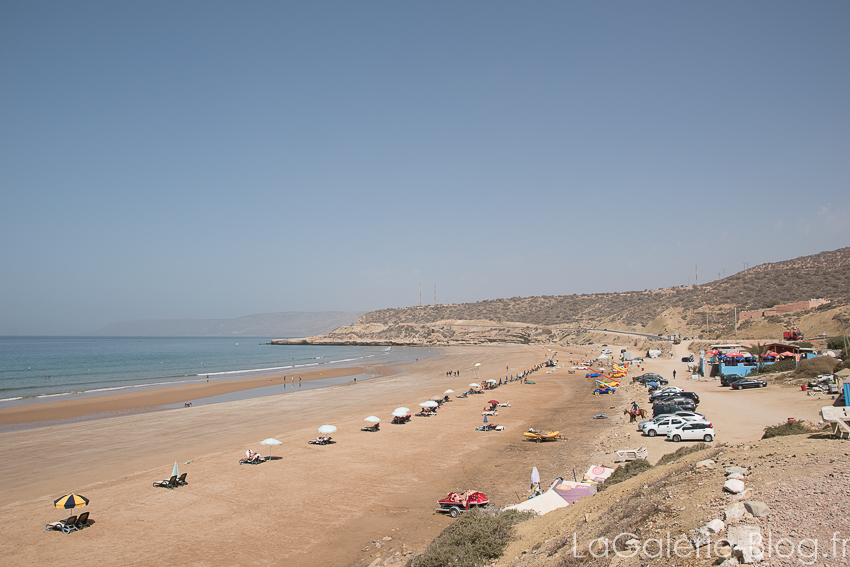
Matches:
[[54, 493, 89, 509]]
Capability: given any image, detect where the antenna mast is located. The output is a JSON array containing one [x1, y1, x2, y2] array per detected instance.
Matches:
[[419, 280, 422, 307]]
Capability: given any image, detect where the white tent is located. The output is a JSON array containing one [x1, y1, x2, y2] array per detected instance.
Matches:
[[503, 490, 568, 515]]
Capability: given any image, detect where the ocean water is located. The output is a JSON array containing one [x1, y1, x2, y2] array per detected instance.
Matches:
[[0, 337, 435, 408]]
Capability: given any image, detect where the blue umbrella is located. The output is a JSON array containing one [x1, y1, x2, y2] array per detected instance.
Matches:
[[483, 414, 488, 423]]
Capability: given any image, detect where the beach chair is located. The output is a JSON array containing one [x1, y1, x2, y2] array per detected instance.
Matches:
[[153, 475, 178, 489], [239, 456, 265, 464], [74, 512, 90, 530], [361, 424, 379, 432], [176, 473, 188, 486], [820, 406, 850, 439], [615, 445, 648, 462], [45, 515, 78, 534]]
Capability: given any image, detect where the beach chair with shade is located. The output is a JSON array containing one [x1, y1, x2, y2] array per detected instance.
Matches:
[[176, 473, 188, 486], [153, 475, 179, 489], [45, 515, 78, 534], [615, 445, 648, 462]]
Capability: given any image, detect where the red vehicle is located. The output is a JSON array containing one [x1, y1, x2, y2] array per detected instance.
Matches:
[[435, 490, 490, 517], [783, 326, 803, 341]]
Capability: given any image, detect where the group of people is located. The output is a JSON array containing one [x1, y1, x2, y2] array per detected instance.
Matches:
[[446, 370, 461, 377]]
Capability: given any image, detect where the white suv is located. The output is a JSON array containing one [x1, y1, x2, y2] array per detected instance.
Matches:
[[643, 416, 712, 437], [667, 421, 715, 442]]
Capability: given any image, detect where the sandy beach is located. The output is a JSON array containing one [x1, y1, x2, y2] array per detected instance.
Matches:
[[0, 342, 830, 567]]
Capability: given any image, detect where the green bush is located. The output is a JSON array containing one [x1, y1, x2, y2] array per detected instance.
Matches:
[[597, 459, 652, 491], [655, 443, 710, 466], [406, 509, 533, 567], [792, 356, 839, 379], [762, 420, 814, 439], [756, 357, 796, 374]]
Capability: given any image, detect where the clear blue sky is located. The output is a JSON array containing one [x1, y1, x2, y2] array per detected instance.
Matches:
[[2, 1, 848, 334]]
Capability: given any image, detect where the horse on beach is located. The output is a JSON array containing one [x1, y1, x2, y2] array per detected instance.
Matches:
[[624, 408, 647, 422]]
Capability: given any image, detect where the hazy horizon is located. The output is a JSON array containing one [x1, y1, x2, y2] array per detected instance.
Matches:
[[2, 2, 849, 335]]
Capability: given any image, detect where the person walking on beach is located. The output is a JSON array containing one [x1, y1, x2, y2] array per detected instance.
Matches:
[[206, 375, 209, 382], [672, 370, 676, 380]]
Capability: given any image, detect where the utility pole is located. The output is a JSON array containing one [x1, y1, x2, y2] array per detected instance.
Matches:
[[434, 284, 437, 306], [695, 264, 698, 286], [419, 281, 422, 307]]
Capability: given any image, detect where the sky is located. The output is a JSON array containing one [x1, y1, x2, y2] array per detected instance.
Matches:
[[1, 1, 849, 335]]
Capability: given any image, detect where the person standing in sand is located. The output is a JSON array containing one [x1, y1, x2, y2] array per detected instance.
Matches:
[[673, 370, 676, 380]]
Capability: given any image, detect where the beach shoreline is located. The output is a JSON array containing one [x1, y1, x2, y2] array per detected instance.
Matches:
[[0, 342, 829, 567]]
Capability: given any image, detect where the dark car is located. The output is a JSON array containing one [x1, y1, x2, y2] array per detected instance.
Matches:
[[651, 391, 700, 405], [720, 374, 748, 387], [653, 401, 696, 416], [635, 374, 668, 385], [731, 378, 767, 390], [681, 355, 694, 363], [652, 395, 700, 408]]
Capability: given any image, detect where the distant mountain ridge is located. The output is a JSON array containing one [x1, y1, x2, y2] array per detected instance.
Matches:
[[90, 311, 366, 337], [273, 246, 850, 346]]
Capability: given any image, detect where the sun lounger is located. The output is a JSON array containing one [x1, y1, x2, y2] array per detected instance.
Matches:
[[615, 445, 648, 462], [176, 473, 188, 486], [45, 515, 78, 534], [73, 512, 90, 530], [153, 475, 179, 489], [307, 436, 333, 445], [361, 424, 379, 432], [239, 457, 265, 464], [820, 406, 850, 439]]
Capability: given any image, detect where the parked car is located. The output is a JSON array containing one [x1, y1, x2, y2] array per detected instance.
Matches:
[[667, 421, 715, 442], [652, 401, 696, 416], [731, 378, 767, 390], [638, 411, 706, 431], [644, 416, 710, 437], [650, 386, 684, 397], [633, 373, 662, 383], [720, 374, 748, 387], [681, 355, 694, 362], [652, 391, 700, 405]]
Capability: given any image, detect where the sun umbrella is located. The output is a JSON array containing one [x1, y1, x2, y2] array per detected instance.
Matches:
[[488, 400, 499, 404], [444, 389, 454, 394], [469, 383, 481, 388], [318, 425, 337, 434], [261, 438, 282, 459], [486, 379, 497, 383], [420, 401, 439, 408], [430, 396, 443, 402], [531, 467, 540, 485], [54, 493, 89, 509], [171, 461, 180, 478], [483, 414, 488, 423], [394, 407, 410, 414], [364, 416, 381, 423], [391, 408, 408, 417]]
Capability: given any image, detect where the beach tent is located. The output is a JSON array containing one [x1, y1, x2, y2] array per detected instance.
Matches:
[[503, 490, 568, 515], [552, 481, 596, 504]]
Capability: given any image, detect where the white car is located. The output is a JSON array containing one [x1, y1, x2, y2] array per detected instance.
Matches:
[[638, 411, 705, 431], [643, 417, 711, 437], [667, 421, 715, 442]]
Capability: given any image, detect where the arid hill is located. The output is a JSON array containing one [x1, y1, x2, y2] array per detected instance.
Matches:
[[273, 247, 850, 346]]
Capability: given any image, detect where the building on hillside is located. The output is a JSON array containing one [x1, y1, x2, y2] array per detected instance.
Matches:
[[700, 342, 818, 377], [738, 298, 831, 321]]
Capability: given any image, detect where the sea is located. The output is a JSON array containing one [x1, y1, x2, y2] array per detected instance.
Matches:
[[0, 337, 438, 410]]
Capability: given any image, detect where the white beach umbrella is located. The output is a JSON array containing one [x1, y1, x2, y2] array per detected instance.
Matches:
[[318, 425, 337, 435], [531, 466, 540, 485], [469, 383, 481, 388], [394, 407, 411, 414], [364, 416, 381, 423], [171, 461, 180, 478], [391, 408, 409, 417], [430, 396, 443, 402], [261, 438, 282, 459], [486, 379, 497, 383], [444, 389, 454, 394]]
